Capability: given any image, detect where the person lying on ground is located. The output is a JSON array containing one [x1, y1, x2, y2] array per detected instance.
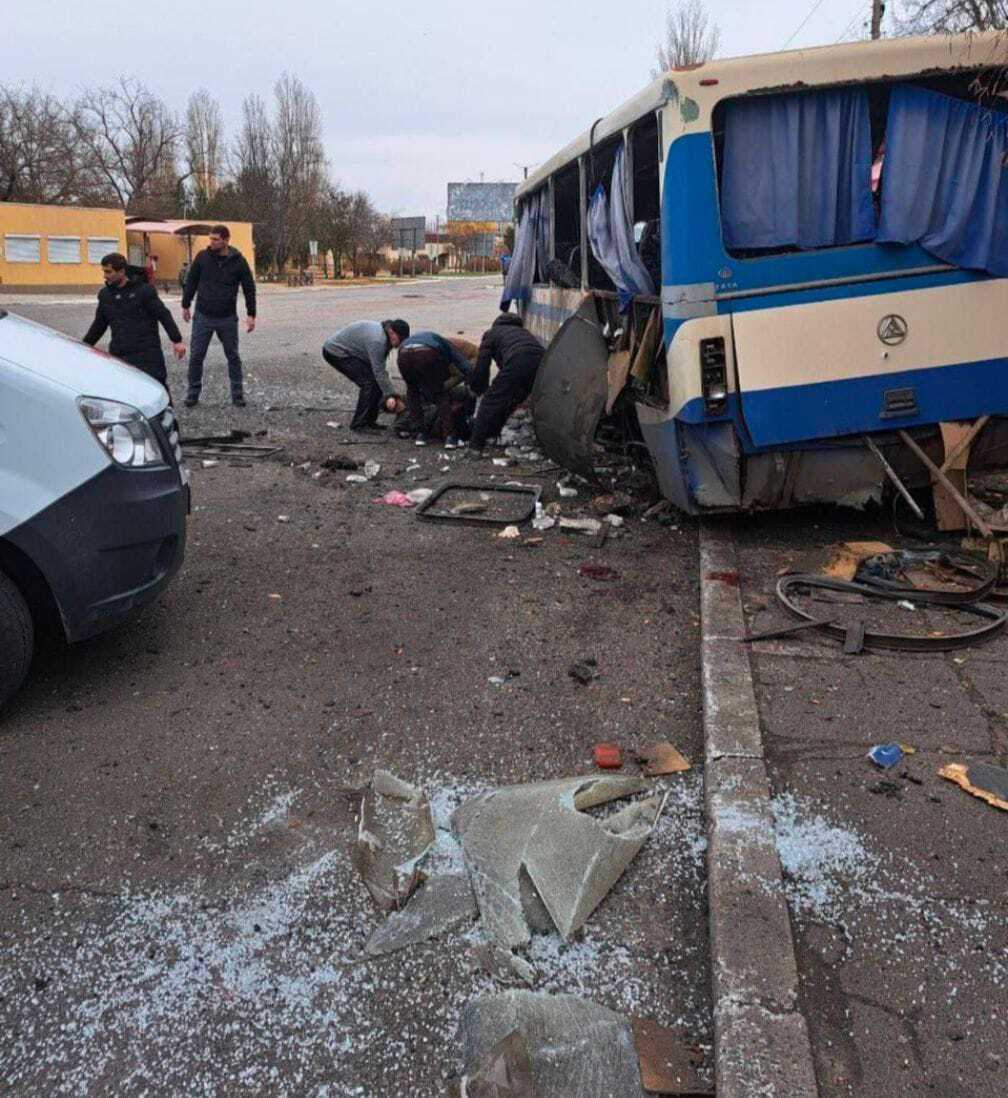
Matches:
[[322, 319, 410, 434], [396, 331, 478, 448], [83, 252, 186, 397], [468, 313, 544, 453]]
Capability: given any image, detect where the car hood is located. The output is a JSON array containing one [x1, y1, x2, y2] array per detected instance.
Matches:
[[0, 310, 168, 418]]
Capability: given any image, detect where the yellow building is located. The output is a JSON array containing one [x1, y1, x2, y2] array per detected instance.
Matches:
[[0, 202, 127, 291], [125, 219, 256, 285]]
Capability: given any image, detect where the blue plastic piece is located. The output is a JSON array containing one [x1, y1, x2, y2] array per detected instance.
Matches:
[[868, 743, 904, 769]]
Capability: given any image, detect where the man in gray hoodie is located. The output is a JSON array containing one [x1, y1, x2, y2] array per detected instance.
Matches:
[[322, 318, 410, 433]]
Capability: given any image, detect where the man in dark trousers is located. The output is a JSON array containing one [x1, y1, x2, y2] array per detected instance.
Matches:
[[469, 312, 544, 452], [322, 319, 410, 434], [82, 252, 186, 392], [181, 224, 257, 407], [396, 331, 477, 447]]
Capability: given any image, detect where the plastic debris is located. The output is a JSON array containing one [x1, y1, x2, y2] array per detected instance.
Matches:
[[493, 458, 511, 467], [568, 658, 598, 685], [558, 517, 603, 535], [532, 503, 556, 532], [605, 514, 625, 528], [277, 515, 290, 523], [558, 479, 579, 498], [201, 459, 219, 468], [939, 761, 1008, 812], [498, 526, 521, 540], [630, 1016, 711, 1095], [351, 770, 435, 913], [897, 599, 917, 612], [637, 742, 691, 777], [406, 488, 433, 504], [363, 459, 381, 479], [453, 775, 663, 949], [363, 874, 477, 957], [868, 743, 904, 770], [326, 420, 341, 429], [594, 743, 623, 769], [373, 491, 415, 508], [578, 563, 620, 581], [457, 991, 646, 1097], [346, 474, 369, 483]]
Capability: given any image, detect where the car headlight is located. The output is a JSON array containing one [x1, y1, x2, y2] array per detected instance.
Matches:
[[78, 397, 165, 468]]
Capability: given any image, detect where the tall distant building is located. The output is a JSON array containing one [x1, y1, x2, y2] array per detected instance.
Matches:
[[446, 182, 517, 257]]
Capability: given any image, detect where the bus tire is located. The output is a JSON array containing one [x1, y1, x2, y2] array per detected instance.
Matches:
[[0, 570, 34, 710]]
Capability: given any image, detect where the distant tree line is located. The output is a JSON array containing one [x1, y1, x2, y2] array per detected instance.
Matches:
[[0, 75, 390, 275]]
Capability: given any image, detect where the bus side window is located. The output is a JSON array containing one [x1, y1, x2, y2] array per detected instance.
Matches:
[[552, 161, 582, 288]]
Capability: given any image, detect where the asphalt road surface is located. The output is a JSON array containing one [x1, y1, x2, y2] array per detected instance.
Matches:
[[0, 279, 710, 1096]]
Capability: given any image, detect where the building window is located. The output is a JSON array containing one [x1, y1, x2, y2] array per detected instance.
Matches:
[[48, 236, 82, 264], [87, 237, 120, 265], [5, 235, 41, 263]]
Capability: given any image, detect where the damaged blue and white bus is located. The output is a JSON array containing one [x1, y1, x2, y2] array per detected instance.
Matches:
[[508, 31, 1008, 518]]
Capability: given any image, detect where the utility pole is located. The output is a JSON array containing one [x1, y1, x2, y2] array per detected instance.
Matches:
[[871, 0, 885, 40]]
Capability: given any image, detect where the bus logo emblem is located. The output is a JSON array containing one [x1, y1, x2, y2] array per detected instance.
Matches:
[[878, 315, 908, 346]]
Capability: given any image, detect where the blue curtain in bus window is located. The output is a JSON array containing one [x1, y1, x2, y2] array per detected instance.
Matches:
[[536, 194, 550, 283], [501, 193, 539, 310], [877, 85, 1008, 275], [721, 88, 877, 250], [587, 146, 655, 310]]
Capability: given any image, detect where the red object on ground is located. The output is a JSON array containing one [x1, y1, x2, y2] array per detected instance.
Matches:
[[594, 743, 623, 769], [578, 563, 621, 581]]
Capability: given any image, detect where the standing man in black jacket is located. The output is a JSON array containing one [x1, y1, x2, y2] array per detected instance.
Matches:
[[468, 312, 544, 452], [181, 224, 257, 407], [82, 252, 186, 392]]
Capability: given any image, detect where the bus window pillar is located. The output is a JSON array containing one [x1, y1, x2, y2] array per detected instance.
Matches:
[[548, 176, 556, 267], [578, 155, 588, 291]]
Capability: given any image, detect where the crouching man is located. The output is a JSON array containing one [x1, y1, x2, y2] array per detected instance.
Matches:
[[469, 313, 544, 452], [322, 318, 410, 434], [396, 331, 477, 447]]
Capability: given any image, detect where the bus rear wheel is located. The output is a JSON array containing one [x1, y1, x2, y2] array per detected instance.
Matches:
[[0, 570, 34, 709]]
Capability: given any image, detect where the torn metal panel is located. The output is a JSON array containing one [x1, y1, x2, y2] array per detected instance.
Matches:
[[530, 315, 609, 481], [350, 770, 436, 913], [742, 447, 884, 510], [453, 776, 660, 950], [459, 991, 645, 1098], [681, 423, 742, 509], [363, 874, 477, 957]]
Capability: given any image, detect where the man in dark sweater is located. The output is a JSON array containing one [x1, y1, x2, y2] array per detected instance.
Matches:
[[82, 252, 185, 392], [469, 312, 544, 451], [181, 224, 257, 407]]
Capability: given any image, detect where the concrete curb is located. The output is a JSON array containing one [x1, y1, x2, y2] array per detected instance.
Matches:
[[699, 521, 820, 1098]]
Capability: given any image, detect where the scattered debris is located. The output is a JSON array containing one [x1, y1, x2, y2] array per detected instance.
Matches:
[[350, 770, 435, 913], [605, 514, 625, 528], [452, 775, 663, 950], [363, 459, 381, 480], [321, 455, 358, 471], [488, 671, 520, 686], [568, 658, 598, 685], [897, 599, 918, 612], [637, 743, 691, 777], [630, 1016, 712, 1096], [642, 500, 672, 521], [493, 458, 511, 467], [325, 420, 341, 429], [594, 743, 623, 770], [532, 504, 555, 532], [558, 517, 603, 536], [499, 526, 522, 540], [406, 488, 433, 504], [578, 563, 621, 581], [453, 502, 488, 516], [456, 991, 647, 1097], [345, 474, 369, 484], [416, 483, 541, 526], [363, 874, 477, 957], [373, 491, 415, 508], [593, 493, 632, 516], [450, 1029, 536, 1098], [821, 541, 895, 582], [558, 478, 579, 498], [276, 515, 290, 524], [201, 459, 219, 469], [940, 762, 1008, 812], [868, 744, 905, 770]]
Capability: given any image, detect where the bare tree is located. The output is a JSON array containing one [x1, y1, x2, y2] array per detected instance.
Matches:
[[271, 73, 326, 269], [74, 79, 182, 213], [893, 1, 1008, 32], [0, 85, 103, 204], [229, 93, 278, 267], [185, 88, 224, 211], [652, 0, 720, 76]]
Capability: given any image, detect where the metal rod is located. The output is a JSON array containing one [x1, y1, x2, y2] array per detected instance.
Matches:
[[863, 435, 925, 520], [898, 429, 993, 538]]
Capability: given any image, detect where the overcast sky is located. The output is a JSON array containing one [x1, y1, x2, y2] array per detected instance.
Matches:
[[3, 0, 884, 216]]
